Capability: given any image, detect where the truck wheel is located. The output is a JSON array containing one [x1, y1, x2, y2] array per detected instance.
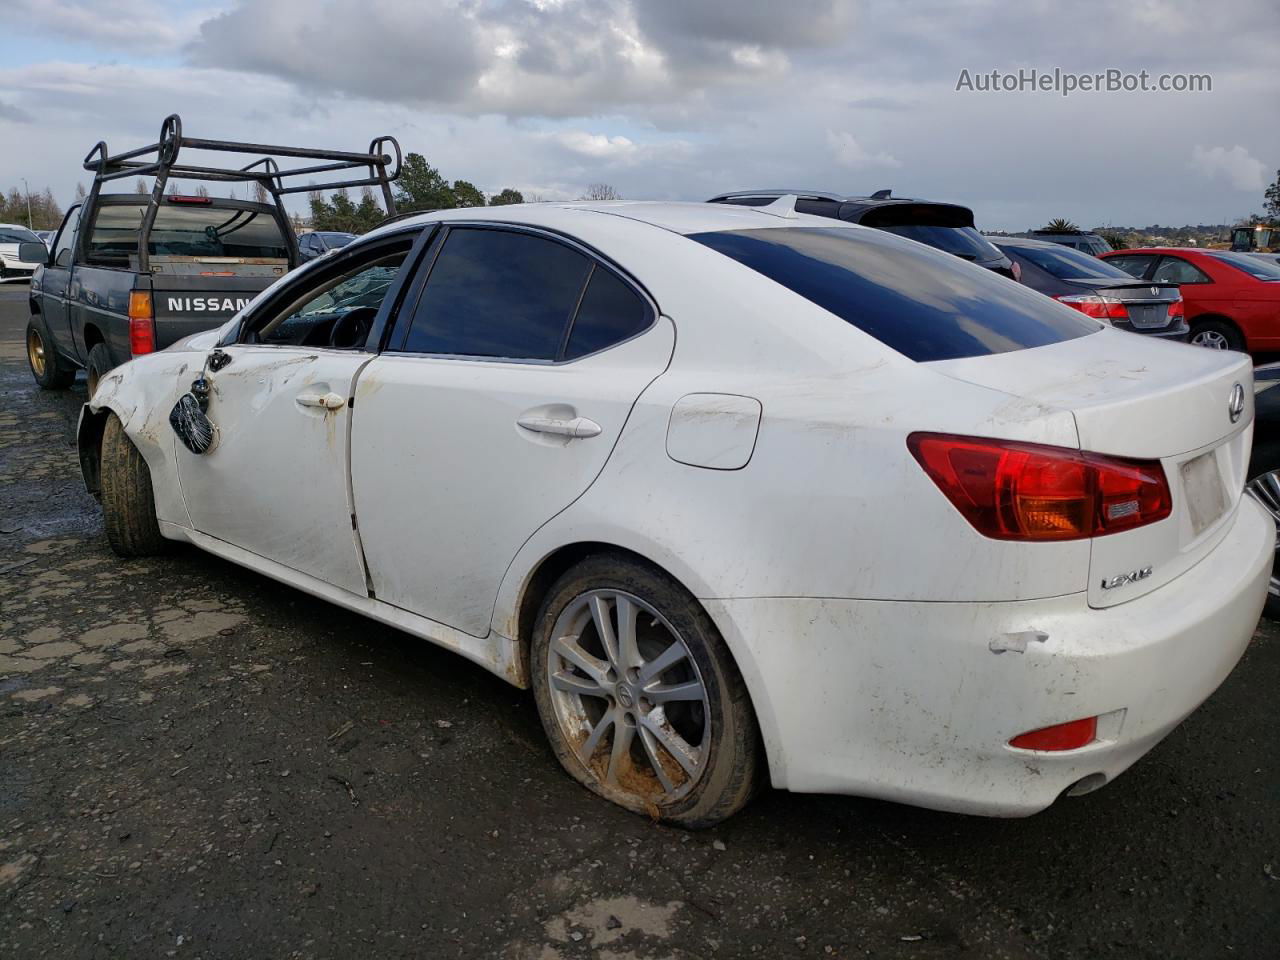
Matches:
[[86, 343, 115, 398], [100, 412, 167, 556], [26, 318, 75, 389]]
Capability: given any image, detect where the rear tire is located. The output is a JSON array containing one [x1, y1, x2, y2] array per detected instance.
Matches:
[[1189, 319, 1244, 352], [1246, 438, 1280, 621], [86, 343, 114, 399], [530, 554, 761, 828], [100, 413, 167, 556], [26, 317, 75, 389]]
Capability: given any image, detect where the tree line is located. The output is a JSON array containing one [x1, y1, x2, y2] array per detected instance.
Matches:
[[3, 148, 623, 237]]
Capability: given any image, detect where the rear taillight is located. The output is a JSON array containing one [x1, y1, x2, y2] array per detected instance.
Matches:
[[128, 290, 155, 356], [907, 433, 1172, 541], [1009, 716, 1098, 751], [1055, 294, 1129, 322], [1167, 299, 1185, 321], [166, 195, 214, 205]]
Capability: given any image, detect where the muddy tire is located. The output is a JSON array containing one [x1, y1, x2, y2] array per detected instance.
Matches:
[[26, 317, 75, 389], [86, 343, 114, 399], [100, 412, 166, 557], [531, 554, 761, 828]]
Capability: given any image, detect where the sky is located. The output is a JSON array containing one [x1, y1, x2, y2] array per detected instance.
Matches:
[[0, 0, 1276, 230]]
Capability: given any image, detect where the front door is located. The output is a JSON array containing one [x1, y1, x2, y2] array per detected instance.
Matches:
[[39, 205, 80, 352], [174, 230, 423, 595], [351, 225, 672, 636]]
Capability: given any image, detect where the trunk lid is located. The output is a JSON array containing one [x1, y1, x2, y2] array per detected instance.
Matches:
[[929, 330, 1253, 606], [1061, 278, 1181, 331]]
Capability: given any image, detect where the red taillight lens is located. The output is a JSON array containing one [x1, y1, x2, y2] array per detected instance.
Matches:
[[907, 433, 1172, 541], [166, 195, 214, 205], [1055, 294, 1129, 321], [128, 291, 155, 356], [1167, 299, 1185, 320], [1009, 716, 1097, 751]]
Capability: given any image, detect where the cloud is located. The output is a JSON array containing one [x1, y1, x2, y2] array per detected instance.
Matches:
[[1190, 145, 1268, 191], [0, 100, 34, 123], [826, 131, 901, 170], [8, 0, 215, 53]]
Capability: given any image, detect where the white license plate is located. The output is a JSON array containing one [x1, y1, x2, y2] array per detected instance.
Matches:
[[1181, 451, 1228, 536]]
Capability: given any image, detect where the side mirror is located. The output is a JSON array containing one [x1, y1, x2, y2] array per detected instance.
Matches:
[[18, 241, 49, 265]]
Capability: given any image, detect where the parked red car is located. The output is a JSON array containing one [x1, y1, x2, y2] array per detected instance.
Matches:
[[1099, 248, 1280, 352]]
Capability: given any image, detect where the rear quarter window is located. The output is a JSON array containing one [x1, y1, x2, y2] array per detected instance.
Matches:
[[691, 227, 1098, 362]]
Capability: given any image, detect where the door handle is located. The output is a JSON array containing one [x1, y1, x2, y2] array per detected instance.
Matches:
[[517, 415, 602, 438], [296, 392, 346, 411]]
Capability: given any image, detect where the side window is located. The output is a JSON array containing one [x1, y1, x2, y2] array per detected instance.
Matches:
[[245, 238, 414, 348], [54, 206, 81, 268], [1105, 255, 1154, 279], [564, 266, 653, 359], [401, 228, 590, 360], [1151, 256, 1210, 284]]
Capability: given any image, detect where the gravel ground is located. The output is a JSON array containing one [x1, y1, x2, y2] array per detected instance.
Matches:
[[1, 283, 1277, 959]]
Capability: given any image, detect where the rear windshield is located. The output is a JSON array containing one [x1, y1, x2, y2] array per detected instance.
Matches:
[[85, 201, 289, 267], [690, 227, 1097, 362], [1004, 242, 1135, 280], [1206, 250, 1280, 280], [874, 223, 1000, 262], [0, 226, 39, 243]]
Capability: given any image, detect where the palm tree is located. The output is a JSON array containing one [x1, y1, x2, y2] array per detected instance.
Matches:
[[1042, 217, 1079, 232]]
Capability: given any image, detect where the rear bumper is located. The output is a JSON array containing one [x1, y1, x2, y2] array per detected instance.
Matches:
[[704, 496, 1273, 816]]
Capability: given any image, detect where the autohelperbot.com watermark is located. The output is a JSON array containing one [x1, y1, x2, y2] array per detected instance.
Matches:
[[955, 68, 1211, 97]]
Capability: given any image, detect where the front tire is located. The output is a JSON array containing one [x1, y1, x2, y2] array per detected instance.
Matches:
[[100, 413, 167, 556], [531, 555, 760, 828], [26, 318, 75, 389], [1189, 319, 1244, 352]]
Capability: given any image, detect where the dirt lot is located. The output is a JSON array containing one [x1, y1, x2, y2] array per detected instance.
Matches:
[[1, 282, 1277, 960]]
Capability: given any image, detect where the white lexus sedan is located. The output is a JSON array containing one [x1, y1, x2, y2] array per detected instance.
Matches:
[[79, 200, 1272, 827]]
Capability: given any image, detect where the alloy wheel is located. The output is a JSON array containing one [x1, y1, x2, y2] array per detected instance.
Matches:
[[545, 589, 710, 802], [1245, 471, 1280, 599], [27, 326, 47, 378], [1191, 329, 1229, 350]]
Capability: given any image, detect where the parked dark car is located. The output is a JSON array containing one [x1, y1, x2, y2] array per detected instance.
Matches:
[[299, 231, 357, 262], [24, 114, 400, 394], [1100, 247, 1280, 353], [990, 236, 1186, 339], [1026, 229, 1113, 256], [706, 189, 1017, 278]]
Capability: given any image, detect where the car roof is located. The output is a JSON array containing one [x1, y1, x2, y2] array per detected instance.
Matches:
[[375, 200, 865, 241], [985, 235, 1072, 250], [1099, 247, 1198, 255]]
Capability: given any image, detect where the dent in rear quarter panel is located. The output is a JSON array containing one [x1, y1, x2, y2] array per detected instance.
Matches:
[[89, 351, 196, 530]]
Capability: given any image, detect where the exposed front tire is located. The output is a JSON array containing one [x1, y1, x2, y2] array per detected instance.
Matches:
[[1189, 319, 1244, 352], [100, 413, 167, 556], [530, 554, 761, 828], [86, 343, 114, 399], [26, 317, 75, 389]]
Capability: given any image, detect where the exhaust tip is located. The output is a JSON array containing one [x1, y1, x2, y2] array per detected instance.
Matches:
[[1064, 773, 1108, 797]]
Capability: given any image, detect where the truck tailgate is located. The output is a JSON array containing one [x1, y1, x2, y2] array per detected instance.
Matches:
[[149, 273, 282, 349]]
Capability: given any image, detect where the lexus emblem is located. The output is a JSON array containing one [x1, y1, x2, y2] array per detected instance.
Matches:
[[1228, 383, 1245, 424]]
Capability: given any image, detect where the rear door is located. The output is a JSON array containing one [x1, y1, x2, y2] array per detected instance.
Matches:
[[351, 224, 673, 636]]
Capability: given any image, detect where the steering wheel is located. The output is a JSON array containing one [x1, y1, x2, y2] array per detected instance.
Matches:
[[328, 306, 377, 349]]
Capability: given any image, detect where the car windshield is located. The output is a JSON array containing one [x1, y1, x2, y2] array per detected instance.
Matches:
[[1005, 242, 1135, 280], [319, 233, 355, 250], [0, 226, 40, 243], [1206, 250, 1280, 281], [691, 227, 1097, 362], [875, 224, 1001, 262]]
